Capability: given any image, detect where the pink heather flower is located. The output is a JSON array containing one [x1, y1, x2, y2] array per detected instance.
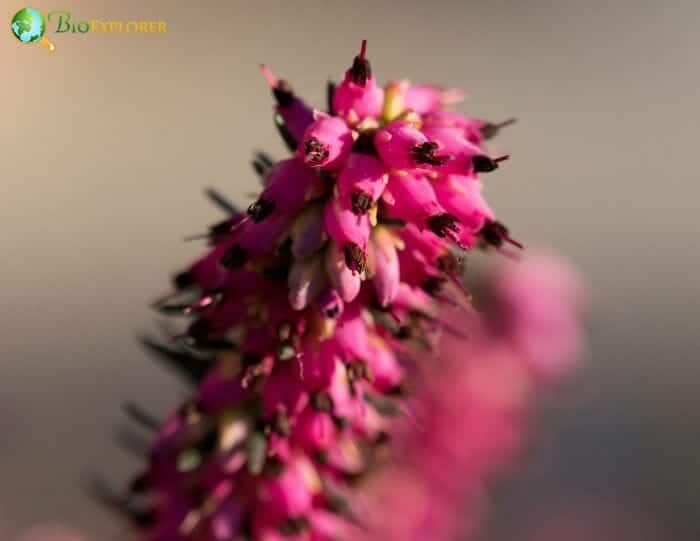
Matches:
[[336, 153, 388, 215], [331, 40, 384, 126], [369, 227, 401, 307], [399, 81, 466, 115], [114, 40, 584, 541], [261, 65, 315, 144], [487, 254, 587, 382], [299, 113, 354, 170]]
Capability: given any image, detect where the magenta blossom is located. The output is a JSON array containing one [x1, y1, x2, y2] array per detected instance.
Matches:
[[115, 40, 583, 541]]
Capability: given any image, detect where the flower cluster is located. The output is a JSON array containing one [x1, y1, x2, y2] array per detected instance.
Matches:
[[114, 41, 578, 541]]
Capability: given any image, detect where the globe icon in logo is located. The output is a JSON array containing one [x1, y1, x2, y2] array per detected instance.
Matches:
[[11, 7, 55, 51], [11, 7, 45, 42]]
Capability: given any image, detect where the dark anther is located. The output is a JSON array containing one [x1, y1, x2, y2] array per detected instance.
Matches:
[[196, 428, 219, 455], [352, 129, 378, 156], [347, 360, 372, 383], [437, 252, 464, 275], [247, 197, 276, 222], [173, 270, 195, 290], [396, 325, 414, 339], [480, 118, 517, 140], [311, 392, 334, 413], [279, 516, 310, 536], [187, 318, 211, 342], [275, 114, 298, 152], [128, 473, 150, 494], [128, 508, 157, 528], [272, 79, 295, 107], [220, 245, 247, 269], [277, 341, 297, 361], [375, 431, 391, 445], [327, 80, 336, 114], [303, 137, 329, 165], [472, 154, 509, 173], [276, 236, 293, 258], [351, 190, 373, 215], [261, 266, 289, 281], [479, 220, 523, 249], [241, 351, 264, 367], [273, 413, 292, 437], [421, 275, 446, 296], [427, 213, 460, 238], [343, 242, 367, 273], [264, 457, 285, 478], [278, 321, 293, 341], [209, 219, 233, 239], [314, 449, 329, 464], [411, 141, 449, 166], [348, 41, 372, 86], [324, 302, 341, 319]]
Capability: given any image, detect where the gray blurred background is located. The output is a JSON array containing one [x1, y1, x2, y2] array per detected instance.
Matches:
[[2, 0, 699, 539]]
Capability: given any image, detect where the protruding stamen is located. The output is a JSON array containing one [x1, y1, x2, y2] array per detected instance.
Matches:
[[481, 118, 517, 140], [411, 142, 449, 166], [480, 220, 524, 249], [343, 242, 367, 273], [472, 154, 510, 173], [427, 213, 460, 239], [348, 40, 372, 86]]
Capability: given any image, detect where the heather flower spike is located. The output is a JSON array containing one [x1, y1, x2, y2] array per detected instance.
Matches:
[[122, 40, 584, 541]]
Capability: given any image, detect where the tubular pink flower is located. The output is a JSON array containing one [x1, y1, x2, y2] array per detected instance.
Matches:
[[336, 153, 388, 215], [369, 227, 401, 307], [374, 120, 445, 170], [401, 82, 466, 115], [249, 158, 324, 221], [325, 241, 362, 302], [261, 64, 315, 143], [290, 203, 326, 259], [299, 114, 354, 170], [332, 40, 384, 125]]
